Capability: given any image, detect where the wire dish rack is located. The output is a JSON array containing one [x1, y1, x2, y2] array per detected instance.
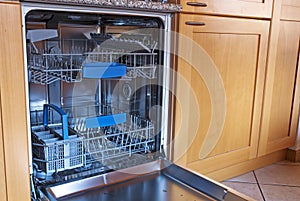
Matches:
[[27, 37, 158, 85], [28, 53, 84, 84], [64, 104, 155, 164], [31, 104, 155, 175]]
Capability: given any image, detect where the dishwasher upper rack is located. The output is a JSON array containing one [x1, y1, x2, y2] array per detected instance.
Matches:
[[27, 38, 158, 85]]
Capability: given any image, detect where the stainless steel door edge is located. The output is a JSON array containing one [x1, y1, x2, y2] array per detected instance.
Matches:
[[46, 160, 163, 199], [45, 159, 247, 201]]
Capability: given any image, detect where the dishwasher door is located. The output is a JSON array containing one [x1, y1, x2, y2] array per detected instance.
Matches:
[[44, 160, 249, 201]]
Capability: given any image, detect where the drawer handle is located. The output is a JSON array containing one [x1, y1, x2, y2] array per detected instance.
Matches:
[[185, 21, 206, 26], [186, 2, 208, 7]]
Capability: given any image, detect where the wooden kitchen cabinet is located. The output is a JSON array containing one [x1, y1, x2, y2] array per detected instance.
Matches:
[[181, 0, 273, 19], [174, 13, 270, 175], [0, 1, 31, 201], [174, 0, 300, 181], [258, 20, 300, 156]]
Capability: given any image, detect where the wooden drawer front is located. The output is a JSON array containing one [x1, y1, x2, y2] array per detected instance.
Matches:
[[181, 0, 273, 19], [281, 0, 300, 21]]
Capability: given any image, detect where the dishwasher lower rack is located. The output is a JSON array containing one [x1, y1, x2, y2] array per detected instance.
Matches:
[[64, 103, 156, 164], [31, 104, 156, 176], [72, 115, 155, 163], [42, 160, 250, 201], [27, 38, 158, 85]]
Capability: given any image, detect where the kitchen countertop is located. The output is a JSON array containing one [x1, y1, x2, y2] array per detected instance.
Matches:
[[22, 0, 182, 13]]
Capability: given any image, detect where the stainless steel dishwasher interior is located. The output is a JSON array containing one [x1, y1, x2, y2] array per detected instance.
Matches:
[[23, 4, 172, 200]]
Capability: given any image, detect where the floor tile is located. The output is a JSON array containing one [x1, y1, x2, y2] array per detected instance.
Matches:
[[222, 181, 264, 201], [254, 163, 300, 186], [275, 160, 300, 166], [260, 184, 300, 201], [225, 171, 257, 183]]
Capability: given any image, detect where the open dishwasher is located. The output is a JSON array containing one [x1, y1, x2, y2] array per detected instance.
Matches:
[[21, 2, 250, 201]]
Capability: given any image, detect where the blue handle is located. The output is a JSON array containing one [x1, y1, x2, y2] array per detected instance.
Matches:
[[43, 104, 69, 140], [85, 113, 126, 128], [83, 62, 126, 79]]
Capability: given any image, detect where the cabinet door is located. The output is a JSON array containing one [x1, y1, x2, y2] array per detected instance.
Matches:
[[174, 14, 269, 175], [181, 0, 273, 19], [259, 21, 300, 156], [0, 2, 31, 201]]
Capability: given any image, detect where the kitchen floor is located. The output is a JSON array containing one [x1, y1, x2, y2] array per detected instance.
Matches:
[[222, 160, 300, 201]]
